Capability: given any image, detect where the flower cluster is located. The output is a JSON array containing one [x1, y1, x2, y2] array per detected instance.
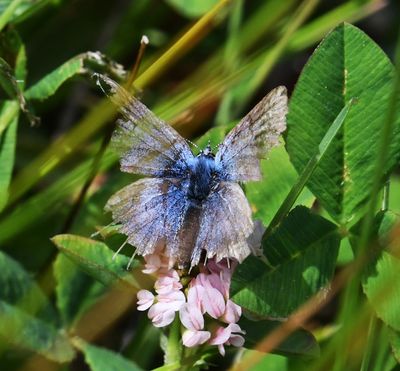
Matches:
[[136, 250, 245, 356]]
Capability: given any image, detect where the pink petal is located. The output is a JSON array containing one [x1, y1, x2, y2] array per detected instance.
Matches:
[[202, 286, 225, 319], [228, 323, 245, 335], [221, 300, 242, 324], [148, 304, 176, 327], [209, 326, 232, 345], [187, 285, 206, 313], [136, 290, 154, 311], [207, 273, 228, 298], [155, 275, 182, 295], [179, 304, 204, 331], [142, 254, 162, 274], [229, 334, 245, 347], [182, 330, 211, 347], [217, 344, 226, 356], [157, 290, 186, 311]]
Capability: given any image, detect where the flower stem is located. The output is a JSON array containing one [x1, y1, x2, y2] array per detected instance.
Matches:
[[165, 317, 182, 366]]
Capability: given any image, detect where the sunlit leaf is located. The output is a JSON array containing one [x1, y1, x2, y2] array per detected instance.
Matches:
[[73, 337, 143, 371], [286, 23, 400, 226], [25, 51, 126, 100], [231, 206, 340, 317], [51, 234, 143, 290]]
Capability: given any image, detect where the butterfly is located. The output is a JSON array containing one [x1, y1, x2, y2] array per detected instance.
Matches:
[[97, 74, 288, 268]]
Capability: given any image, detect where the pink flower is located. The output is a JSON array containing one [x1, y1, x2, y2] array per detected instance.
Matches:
[[137, 290, 154, 311], [187, 284, 206, 313], [179, 303, 211, 347], [157, 290, 186, 311], [155, 273, 182, 295], [148, 303, 176, 327], [147, 291, 185, 327], [182, 330, 211, 347], [209, 323, 246, 356], [221, 300, 242, 324], [179, 303, 204, 330], [142, 254, 163, 274], [180, 303, 212, 347], [136, 254, 246, 355], [190, 274, 226, 318], [142, 245, 175, 275]]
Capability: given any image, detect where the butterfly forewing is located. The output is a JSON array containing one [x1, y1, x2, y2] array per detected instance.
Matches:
[[215, 86, 288, 182], [98, 75, 194, 178]]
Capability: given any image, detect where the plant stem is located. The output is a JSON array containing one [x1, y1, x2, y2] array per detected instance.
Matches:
[[165, 317, 182, 366]]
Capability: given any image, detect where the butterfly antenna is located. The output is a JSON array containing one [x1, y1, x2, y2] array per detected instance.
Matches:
[[203, 255, 208, 267], [226, 258, 231, 269], [127, 251, 137, 270], [112, 239, 129, 260], [185, 138, 199, 149], [93, 73, 109, 97]]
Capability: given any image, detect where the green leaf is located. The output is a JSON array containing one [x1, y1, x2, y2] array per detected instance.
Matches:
[[286, 23, 400, 225], [231, 206, 340, 317], [246, 146, 314, 226], [242, 352, 288, 371], [0, 114, 17, 211], [164, 0, 219, 18], [388, 327, 400, 363], [0, 251, 57, 322], [73, 338, 143, 371], [240, 318, 319, 357], [51, 234, 142, 290], [24, 51, 126, 100], [54, 254, 108, 326], [361, 212, 400, 331], [0, 0, 56, 30], [0, 300, 75, 362]]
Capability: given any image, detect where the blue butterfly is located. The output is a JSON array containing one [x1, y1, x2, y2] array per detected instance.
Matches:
[[98, 75, 287, 268]]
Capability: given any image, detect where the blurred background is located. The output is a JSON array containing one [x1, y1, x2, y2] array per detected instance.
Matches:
[[0, 0, 399, 370]]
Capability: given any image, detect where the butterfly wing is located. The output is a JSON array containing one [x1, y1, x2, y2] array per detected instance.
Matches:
[[215, 86, 288, 182], [97, 75, 194, 177], [105, 178, 192, 258], [190, 182, 254, 266]]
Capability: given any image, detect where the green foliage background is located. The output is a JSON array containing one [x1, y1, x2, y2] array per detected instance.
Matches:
[[0, 0, 400, 370]]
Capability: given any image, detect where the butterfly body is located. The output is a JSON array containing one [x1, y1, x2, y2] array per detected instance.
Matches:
[[98, 75, 288, 268], [187, 149, 218, 203]]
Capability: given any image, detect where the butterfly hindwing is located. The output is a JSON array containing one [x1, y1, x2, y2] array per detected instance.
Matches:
[[97, 75, 194, 178], [105, 178, 192, 257], [191, 182, 254, 266], [215, 86, 288, 182]]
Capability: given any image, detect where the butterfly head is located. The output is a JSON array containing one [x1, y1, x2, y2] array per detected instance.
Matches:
[[198, 141, 215, 159]]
